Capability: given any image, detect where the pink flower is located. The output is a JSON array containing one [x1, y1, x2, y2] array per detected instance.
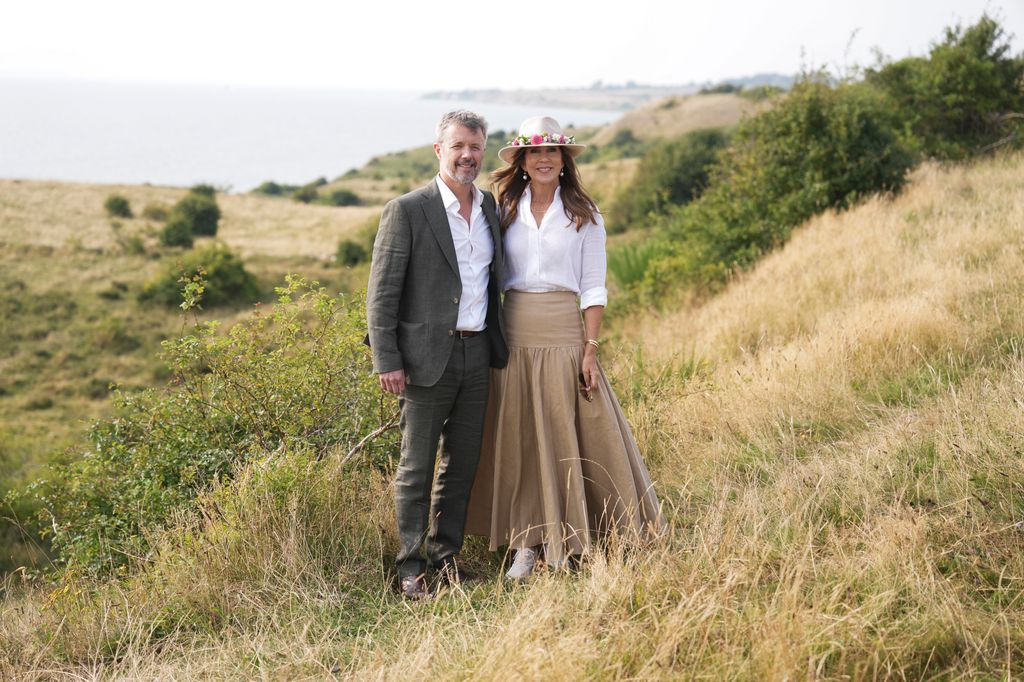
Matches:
[[511, 139, 520, 146], [531, 134, 544, 145], [559, 135, 566, 143]]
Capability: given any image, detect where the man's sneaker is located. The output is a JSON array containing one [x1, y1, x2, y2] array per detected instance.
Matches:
[[399, 574, 429, 600]]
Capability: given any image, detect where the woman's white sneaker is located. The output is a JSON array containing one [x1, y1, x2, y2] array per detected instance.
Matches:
[[505, 546, 538, 581]]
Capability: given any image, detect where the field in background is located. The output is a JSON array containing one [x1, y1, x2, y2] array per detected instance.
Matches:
[[0, 179, 374, 569]]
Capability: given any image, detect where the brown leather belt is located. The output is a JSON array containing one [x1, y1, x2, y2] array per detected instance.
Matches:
[[456, 330, 480, 338]]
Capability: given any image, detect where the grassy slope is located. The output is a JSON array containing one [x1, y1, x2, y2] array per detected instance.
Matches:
[[3, 152, 1021, 678], [0, 180, 374, 567], [588, 92, 758, 146]]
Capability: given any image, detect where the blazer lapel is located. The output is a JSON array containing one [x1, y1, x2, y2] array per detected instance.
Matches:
[[420, 182, 460, 277]]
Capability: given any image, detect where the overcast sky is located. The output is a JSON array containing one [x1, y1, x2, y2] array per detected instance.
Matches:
[[2, 0, 1022, 91]]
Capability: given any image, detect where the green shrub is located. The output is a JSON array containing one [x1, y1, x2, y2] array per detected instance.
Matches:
[[252, 181, 298, 197], [319, 188, 362, 207], [140, 243, 260, 308], [141, 203, 170, 221], [644, 76, 913, 295], [607, 239, 667, 289], [29, 279, 394, 573], [611, 128, 729, 233], [336, 239, 368, 266], [291, 182, 321, 204], [158, 217, 194, 248], [866, 14, 1024, 159], [172, 193, 221, 237], [103, 195, 133, 219], [189, 183, 217, 198], [333, 215, 379, 267], [602, 128, 647, 161]]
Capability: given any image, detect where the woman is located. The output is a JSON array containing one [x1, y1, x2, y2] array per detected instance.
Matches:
[[465, 116, 664, 579]]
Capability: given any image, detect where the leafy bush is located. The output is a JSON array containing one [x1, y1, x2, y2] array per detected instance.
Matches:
[[252, 181, 298, 197], [336, 239, 368, 266], [172, 192, 221, 237], [29, 279, 395, 573], [189, 183, 217, 198], [140, 243, 260, 308], [644, 76, 913, 294], [611, 128, 729, 233], [141, 203, 170, 221], [292, 185, 319, 203], [158, 217, 194, 248], [103, 195, 133, 219], [866, 14, 1024, 159], [589, 127, 648, 162], [319, 188, 362, 207]]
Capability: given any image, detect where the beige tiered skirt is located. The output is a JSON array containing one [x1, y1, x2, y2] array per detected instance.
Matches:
[[465, 291, 664, 565]]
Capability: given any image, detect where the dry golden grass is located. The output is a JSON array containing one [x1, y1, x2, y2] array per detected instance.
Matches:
[[0, 179, 375, 259], [2, 154, 1023, 679], [589, 93, 760, 145], [577, 157, 642, 209]]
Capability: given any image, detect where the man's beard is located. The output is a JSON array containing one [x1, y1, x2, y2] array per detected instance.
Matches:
[[450, 161, 479, 184]]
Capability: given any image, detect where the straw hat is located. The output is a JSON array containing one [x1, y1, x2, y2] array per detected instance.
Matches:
[[498, 116, 586, 164]]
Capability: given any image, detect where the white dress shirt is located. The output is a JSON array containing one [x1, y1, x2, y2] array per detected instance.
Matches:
[[502, 186, 608, 309], [435, 176, 493, 331]]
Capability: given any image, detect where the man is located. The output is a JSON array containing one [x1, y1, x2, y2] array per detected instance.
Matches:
[[366, 110, 508, 600]]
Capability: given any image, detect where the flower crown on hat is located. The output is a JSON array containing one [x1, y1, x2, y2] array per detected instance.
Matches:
[[508, 132, 576, 148]]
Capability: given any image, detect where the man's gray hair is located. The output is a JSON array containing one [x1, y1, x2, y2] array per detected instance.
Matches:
[[436, 110, 488, 143]]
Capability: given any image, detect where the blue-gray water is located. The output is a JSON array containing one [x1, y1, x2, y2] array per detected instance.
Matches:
[[0, 79, 620, 192]]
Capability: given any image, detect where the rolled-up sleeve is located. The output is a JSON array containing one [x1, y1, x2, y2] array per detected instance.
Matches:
[[578, 213, 608, 309]]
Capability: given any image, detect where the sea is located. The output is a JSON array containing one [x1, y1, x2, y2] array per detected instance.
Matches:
[[0, 79, 621, 192]]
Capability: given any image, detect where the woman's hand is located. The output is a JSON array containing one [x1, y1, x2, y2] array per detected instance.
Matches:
[[581, 347, 599, 394]]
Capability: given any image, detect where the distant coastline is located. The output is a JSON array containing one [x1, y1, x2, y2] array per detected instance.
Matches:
[[423, 74, 795, 111], [0, 80, 620, 192]]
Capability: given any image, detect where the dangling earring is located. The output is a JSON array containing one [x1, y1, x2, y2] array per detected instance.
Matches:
[[559, 169, 564, 177], [522, 171, 528, 181]]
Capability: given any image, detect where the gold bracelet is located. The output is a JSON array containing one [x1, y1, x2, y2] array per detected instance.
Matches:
[[586, 339, 600, 349]]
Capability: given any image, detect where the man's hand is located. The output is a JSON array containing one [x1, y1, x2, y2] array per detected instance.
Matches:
[[379, 369, 407, 395]]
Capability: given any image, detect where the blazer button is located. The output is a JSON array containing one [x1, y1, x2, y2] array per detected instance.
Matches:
[[448, 329, 454, 336], [453, 297, 459, 304]]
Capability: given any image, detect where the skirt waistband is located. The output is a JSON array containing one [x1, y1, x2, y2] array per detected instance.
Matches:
[[503, 291, 584, 349]]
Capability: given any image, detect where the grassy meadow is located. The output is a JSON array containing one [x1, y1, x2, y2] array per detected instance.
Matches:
[[1, 137, 1022, 678], [0, 179, 375, 568]]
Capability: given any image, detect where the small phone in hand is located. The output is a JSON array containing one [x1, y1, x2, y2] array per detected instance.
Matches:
[[578, 372, 593, 402]]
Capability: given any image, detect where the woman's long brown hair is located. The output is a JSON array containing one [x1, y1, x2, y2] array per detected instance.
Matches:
[[490, 148, 599, 232]]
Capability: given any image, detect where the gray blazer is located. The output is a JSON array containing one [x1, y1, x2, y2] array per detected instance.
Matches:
[[365, 180, 508, 387]]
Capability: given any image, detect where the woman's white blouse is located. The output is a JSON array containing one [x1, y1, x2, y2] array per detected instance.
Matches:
[[502, 186, 608, 309]]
